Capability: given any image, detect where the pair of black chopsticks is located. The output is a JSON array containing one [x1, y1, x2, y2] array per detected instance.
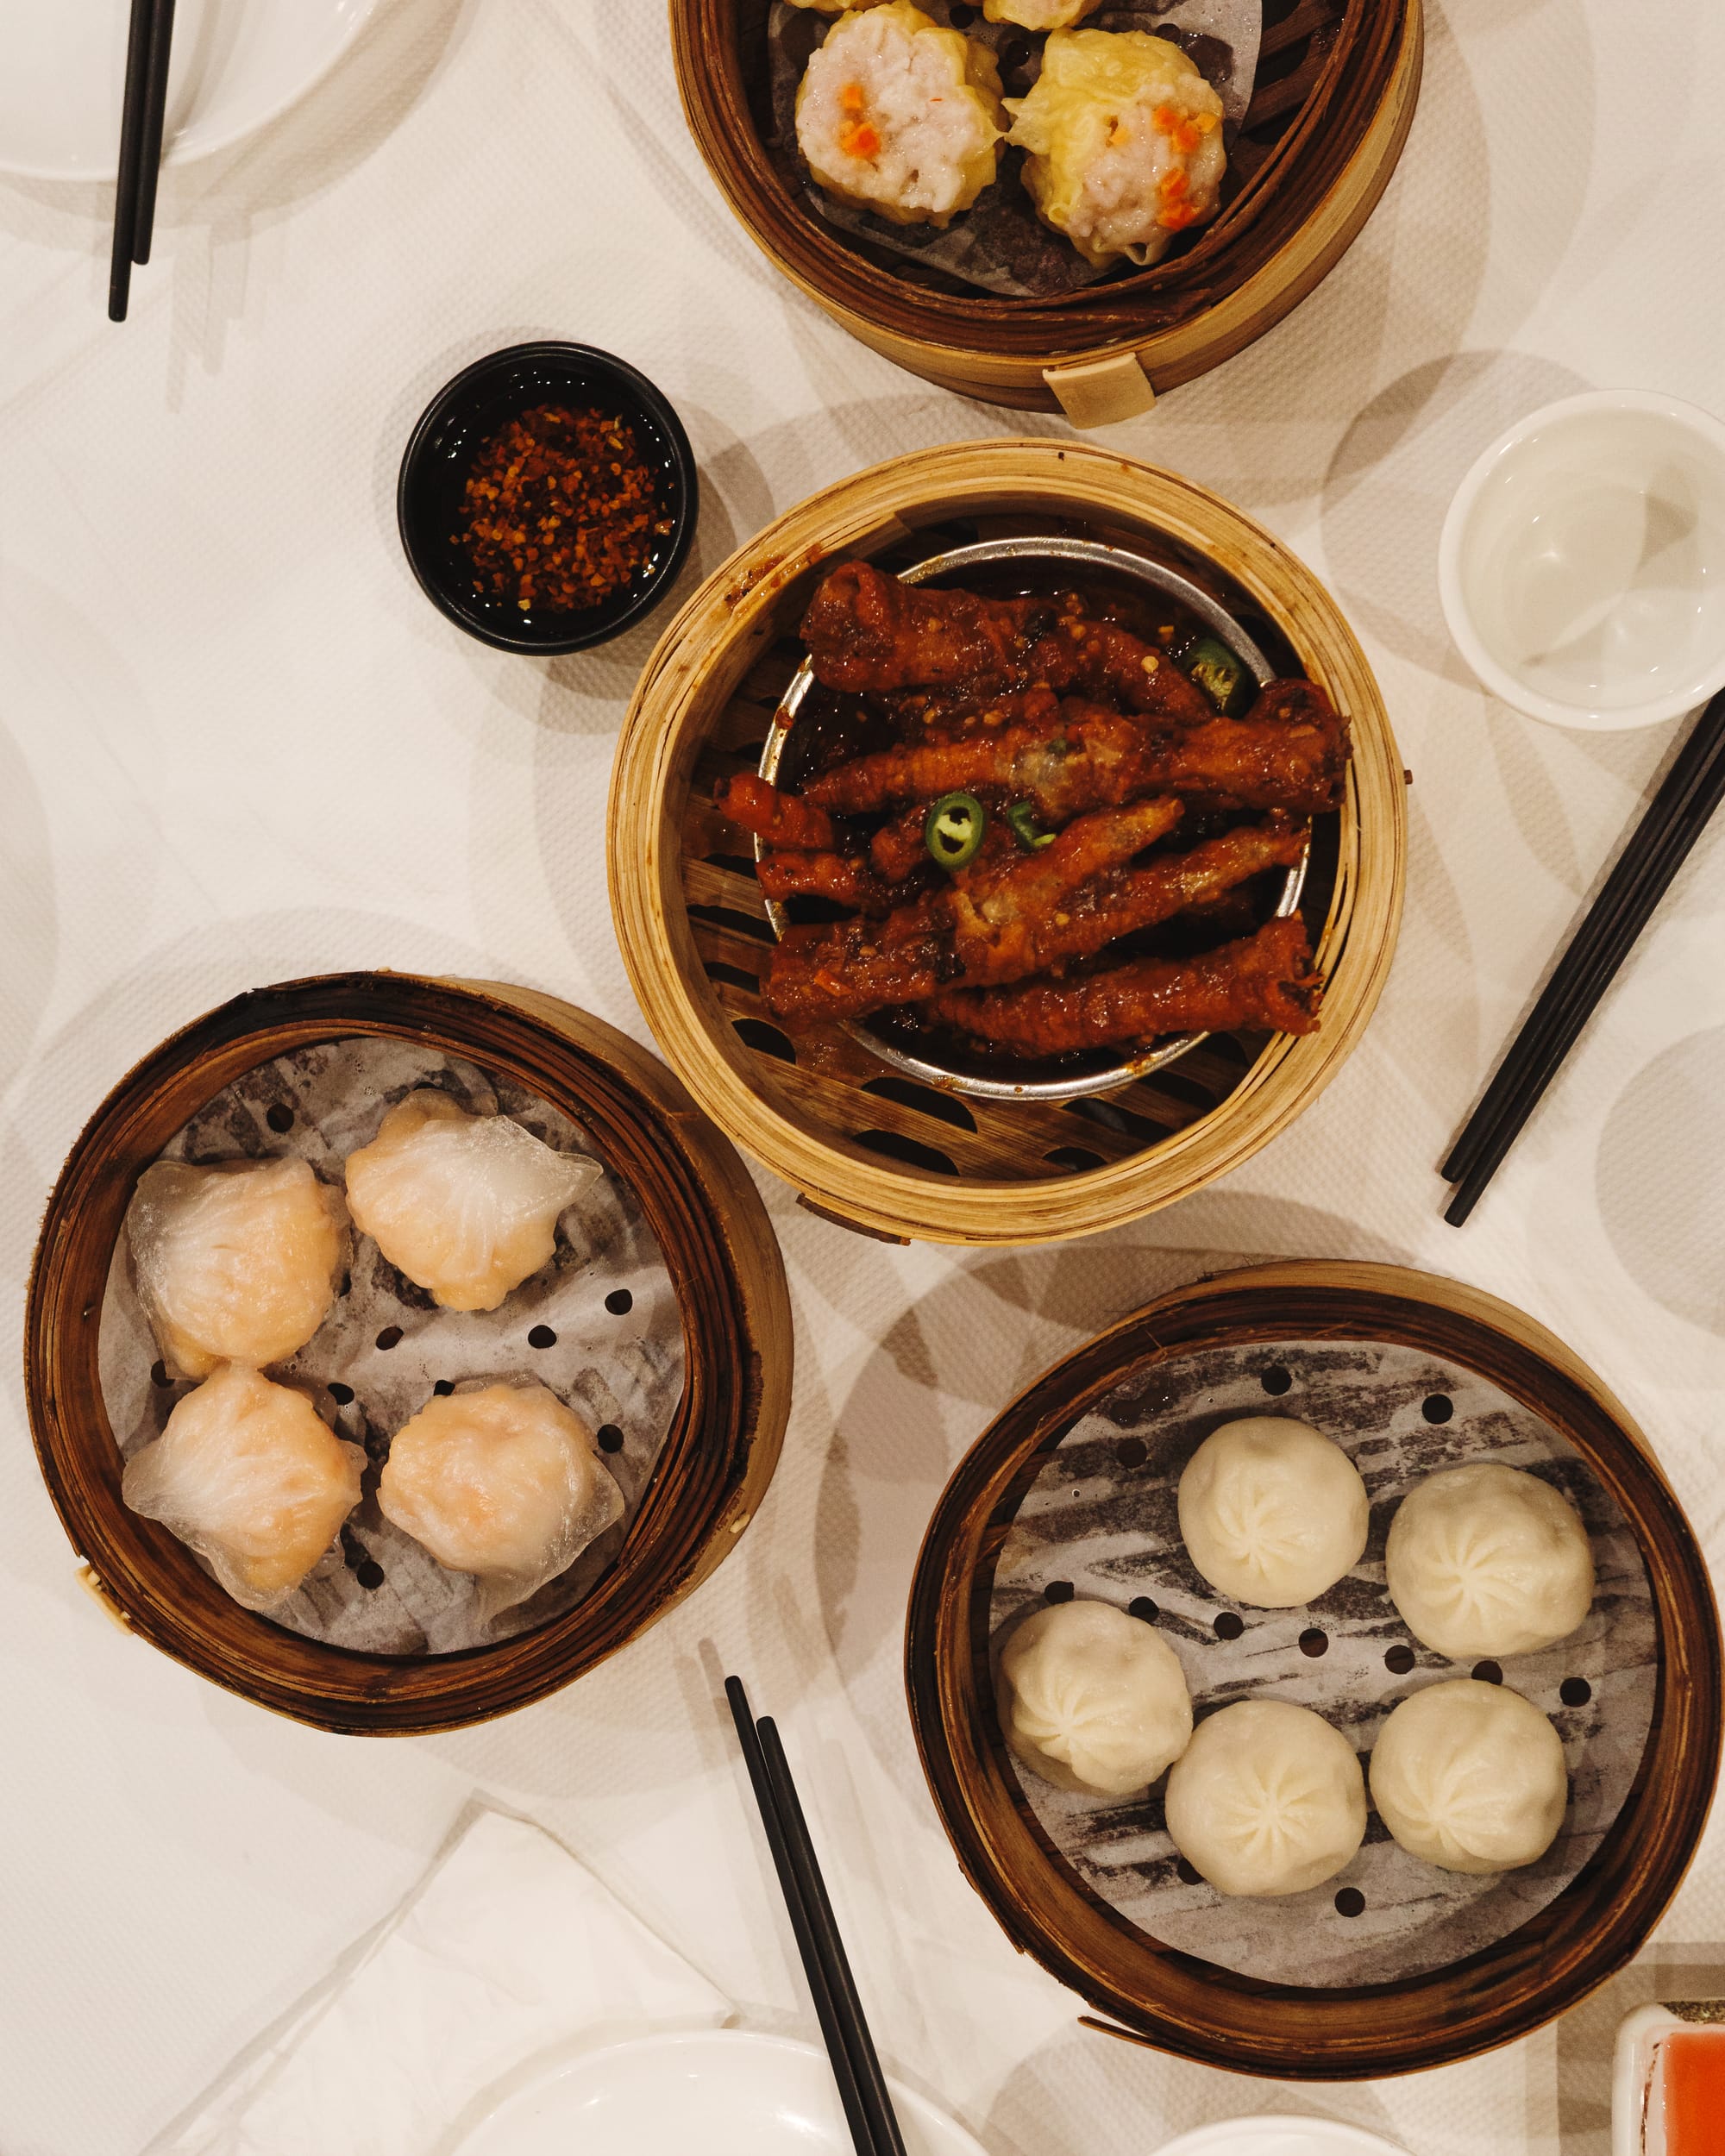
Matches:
[[1442, 687, 1725, 1225], [724, 1676, 908, 2156], [109, 0, 177, 321]]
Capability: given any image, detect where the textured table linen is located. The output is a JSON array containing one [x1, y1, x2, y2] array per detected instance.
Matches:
[[2, 3, 1723, 2152]]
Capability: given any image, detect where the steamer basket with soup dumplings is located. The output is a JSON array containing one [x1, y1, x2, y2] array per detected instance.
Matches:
[[904, 1261, 1722, 2078], [609, 438, 1404, 1245], [672, 0, 1422, 423], [26, 974, 791, 1735]]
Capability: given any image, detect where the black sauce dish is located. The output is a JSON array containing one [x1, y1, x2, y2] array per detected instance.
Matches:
[[398, 341, 698, 655]]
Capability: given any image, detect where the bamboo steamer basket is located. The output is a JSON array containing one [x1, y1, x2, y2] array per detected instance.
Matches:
[[905, 1262, 1723, 2078], [672, 0, 1423, 425], [25, 973, 791, 1735], [609, 439, 1405, 1245]]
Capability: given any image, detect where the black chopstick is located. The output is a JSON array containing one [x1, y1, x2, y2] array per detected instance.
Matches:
[[1442, 693, 1725, 1188], [1441, 688, 1725, 1224], [724, 1677, 907, 2156], [108, 0, 157, 320], [131, 0, 178, 266]]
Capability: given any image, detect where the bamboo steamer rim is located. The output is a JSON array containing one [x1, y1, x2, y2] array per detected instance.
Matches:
[[904, 1261, 1723, 2078], [609, 439, 1406, 1244], [25, 972, 792, 1735]]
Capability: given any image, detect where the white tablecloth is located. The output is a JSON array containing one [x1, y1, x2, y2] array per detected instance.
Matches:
[[2, 4, 1722, 2151]]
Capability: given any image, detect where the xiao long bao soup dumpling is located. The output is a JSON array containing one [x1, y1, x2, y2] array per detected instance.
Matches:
[[1165, 1700, 1367, 1897], [1385, 1462, 1595, 1662], [795, 2, 1007, 231], [122, 1363, 364, 1612], [1176, 1415, 1370, 1608], [1370, 1679, 1570, 1875], [1007, 30, 1227, 268], [343, 1091, 599, 1313], [379, 1382, 624, 1617], [997, 1599, 1193, 1799], [126, 1157, 347, 1380]]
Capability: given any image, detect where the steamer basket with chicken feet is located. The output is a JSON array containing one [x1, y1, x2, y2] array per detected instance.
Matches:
[[608, 440, 1405, 1245]]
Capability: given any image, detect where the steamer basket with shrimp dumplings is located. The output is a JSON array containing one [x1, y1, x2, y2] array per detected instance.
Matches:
[[608, 438, 1405, 1246], [25, 974, 791, 1734], [904, 1263, 1722, 2078]]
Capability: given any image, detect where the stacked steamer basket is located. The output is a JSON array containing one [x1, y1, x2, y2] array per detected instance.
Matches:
[[906, 1263, 1722, 2078], [672, 0, 1422, 423], [609, 439, 1405, 1245], [26, 974, 790, 1735]]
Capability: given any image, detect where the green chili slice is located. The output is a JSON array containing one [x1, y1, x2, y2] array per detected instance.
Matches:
[[1186, 635, 1252, 717], [924, 791, 987, 871], [1006, 799, 1055, 852]]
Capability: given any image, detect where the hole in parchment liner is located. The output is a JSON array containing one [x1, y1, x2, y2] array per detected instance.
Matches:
[[985, 1335, 1657, 1990]]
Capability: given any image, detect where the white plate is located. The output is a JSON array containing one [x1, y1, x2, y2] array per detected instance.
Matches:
[[1152, 2121, 1414, 2156], [0, 0, 378, 180], [455, 2028, 990, 2156]]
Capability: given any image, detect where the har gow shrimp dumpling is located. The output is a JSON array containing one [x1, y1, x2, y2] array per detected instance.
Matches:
[[379, 1381, 624, 1612], [796, 2, 1007, 231], [122, 1363, 364, 1610], [1370, 1679, 1570, 1875], [1164, 1700, 1366, 1897], [127, 1157, 347, 1379], [1177, 1415, 1370, 1608], [1007, 30, 1227, 268], [1385, 1462, 1595, 1662], [343, 1091, 599, 1313], [998, 1599, 1192, 1798]]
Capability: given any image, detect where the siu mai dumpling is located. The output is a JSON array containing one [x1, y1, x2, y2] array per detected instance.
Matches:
[[379, 1382, 623, 1615], [343, 1092, 599, 1313], [1007, 30, 1226, 267], [127, 1157, 348, 1380], [122, 1363, 364, 1611], [984, 0, 1101, 24], [796, 2, 1007, 230]]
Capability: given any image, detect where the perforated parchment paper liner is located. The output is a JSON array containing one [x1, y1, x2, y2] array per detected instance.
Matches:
[[986, 1337, 1656, 1989], [98, 1037, 685, 1656]]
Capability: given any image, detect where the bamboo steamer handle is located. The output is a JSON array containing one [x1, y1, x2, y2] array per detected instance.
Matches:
[[1042, 353, 1157, 429]]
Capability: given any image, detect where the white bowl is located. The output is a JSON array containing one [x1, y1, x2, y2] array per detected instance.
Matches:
[[1439, 391, 1725, 730]]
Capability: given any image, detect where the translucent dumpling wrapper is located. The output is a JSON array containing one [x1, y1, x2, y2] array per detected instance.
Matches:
[[126, 1157, 348, 1380], [796, 1, 1007, 230], [343, 1091, 600, 1313], [379, 1381, 624, 1620], [122, 1363, 365, 1612], [1007, 29, 1227, 267]]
